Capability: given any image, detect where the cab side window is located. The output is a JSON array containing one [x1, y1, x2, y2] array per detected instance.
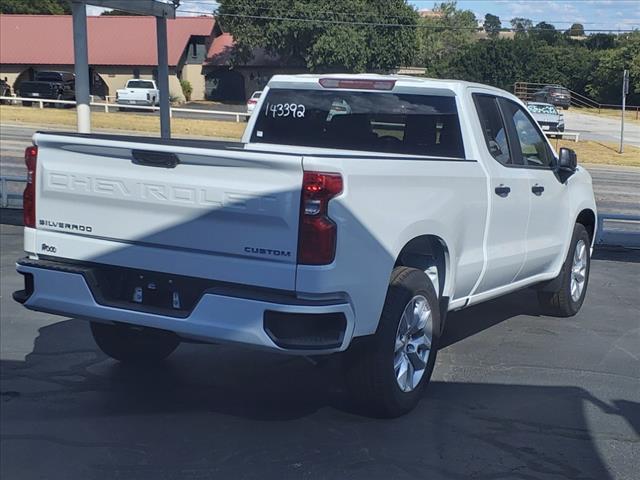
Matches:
[[499, 99, 554, 168], [473, 94, 512, 165]]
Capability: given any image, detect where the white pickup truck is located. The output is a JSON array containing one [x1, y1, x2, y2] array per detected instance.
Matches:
[[116, 79, 159, 107], [14, 74, 597, 417]]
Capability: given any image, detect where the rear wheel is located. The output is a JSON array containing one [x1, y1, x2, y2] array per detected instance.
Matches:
[[90, 321, 180, 364], [537, 223, 591, 317], [344, 267, 440, 418]]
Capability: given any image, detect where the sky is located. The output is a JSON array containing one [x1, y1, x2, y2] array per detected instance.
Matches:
[[87, 0, 640, 32]]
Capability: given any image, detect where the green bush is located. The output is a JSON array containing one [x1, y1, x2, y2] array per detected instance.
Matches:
[[180, 79, 193, 102]]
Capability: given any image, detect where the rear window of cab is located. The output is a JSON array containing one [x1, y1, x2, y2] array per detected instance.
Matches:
[[250, 88, 465, 158]]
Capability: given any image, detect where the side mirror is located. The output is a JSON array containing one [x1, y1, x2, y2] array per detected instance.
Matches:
[[558, 147, 577, 170], [557, 147, 577, 181]]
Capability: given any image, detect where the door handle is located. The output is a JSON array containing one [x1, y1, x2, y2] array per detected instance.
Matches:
[[494, 185, 511, 197], [531, 185, 545, 196], [132, 150, 179, 168]]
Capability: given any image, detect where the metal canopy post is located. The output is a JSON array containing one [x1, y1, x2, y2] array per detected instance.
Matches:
[[74, 0, 177, 137], [156, 15, 171, 139], [72, 1, 91, 133]]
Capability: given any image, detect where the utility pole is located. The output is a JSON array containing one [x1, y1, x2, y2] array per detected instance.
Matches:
[[620, 69, 629, 154], [72, 1, 91, 133], [156, 14, 171, 139]]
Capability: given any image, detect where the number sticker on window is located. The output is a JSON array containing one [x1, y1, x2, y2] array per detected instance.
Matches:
[[264, 103, 305, 118]]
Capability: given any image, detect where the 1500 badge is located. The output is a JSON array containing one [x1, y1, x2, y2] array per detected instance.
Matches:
[[41, 243, 57, 253]]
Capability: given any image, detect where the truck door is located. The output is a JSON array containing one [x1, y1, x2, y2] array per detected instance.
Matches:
[[471, 93, 530, 293], [497, 98, 571, 280]]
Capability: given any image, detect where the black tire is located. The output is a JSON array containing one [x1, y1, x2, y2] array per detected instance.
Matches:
[[537, 223, 591, 317], [344, 267, 440, 418], [22, 101, 32, 107], [563, 105, 569, 110], [90, 321, 180, 364]]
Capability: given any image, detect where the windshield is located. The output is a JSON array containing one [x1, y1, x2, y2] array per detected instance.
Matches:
[[127, 81, 155, 89], [251, 88, 465, 158], [549, 87, 568, 95], [528, 104, 558, 115]]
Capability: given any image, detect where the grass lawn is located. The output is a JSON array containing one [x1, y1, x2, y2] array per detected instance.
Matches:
[[0, 105, 246, 140], [549, 138, 640, 167]]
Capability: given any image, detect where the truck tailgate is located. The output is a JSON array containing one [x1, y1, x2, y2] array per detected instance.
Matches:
[[32, 133, 303, 290], [118, 89, 149, 100]]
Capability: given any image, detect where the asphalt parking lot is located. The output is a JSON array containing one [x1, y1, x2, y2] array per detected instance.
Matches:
[[1, 221, 638, 480], [563, 110, 640, 148]]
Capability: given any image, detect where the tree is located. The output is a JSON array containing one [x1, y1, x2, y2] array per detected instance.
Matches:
[[586, 32, 640, 103], [483, 13, 501, 39], [418, 1, 477, 72], [1, 0, 70, 14], [510, 17, 533, 37], [216, 0, 418, 73], [567, 23, 585, 37], [434, 35, 594, 95], [530, 21, 560, 45], [586, 33, 616, 50]]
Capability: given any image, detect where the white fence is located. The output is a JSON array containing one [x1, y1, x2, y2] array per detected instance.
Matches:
[[544, 131, 580, 142], [0, 96, 250, 122]]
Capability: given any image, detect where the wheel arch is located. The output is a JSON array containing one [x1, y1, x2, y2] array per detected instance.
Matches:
[[576, 208, 596, 245], [394, 235, 450, 299]]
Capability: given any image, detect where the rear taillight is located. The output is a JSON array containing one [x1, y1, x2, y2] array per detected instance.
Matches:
[[23, 146, 37, 228], [247, 99, 257, 105], [298, 171, 343, 265]]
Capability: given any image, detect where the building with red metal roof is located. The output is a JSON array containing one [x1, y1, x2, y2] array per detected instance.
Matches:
[[0, 14, 216, 101], [1, 14, 303, 102]]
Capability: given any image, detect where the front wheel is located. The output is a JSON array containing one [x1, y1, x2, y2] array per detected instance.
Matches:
[[344, 267, 440, 418], [90, 322, 180, 364], [537, 223, 591, 317]]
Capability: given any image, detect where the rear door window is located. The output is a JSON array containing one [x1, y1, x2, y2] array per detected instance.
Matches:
[[251, 88, 465, 158], [127, 81, 155, 89]]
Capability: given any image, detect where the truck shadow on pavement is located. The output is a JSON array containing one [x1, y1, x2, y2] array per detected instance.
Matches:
[[2, 290, 637, 480]]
